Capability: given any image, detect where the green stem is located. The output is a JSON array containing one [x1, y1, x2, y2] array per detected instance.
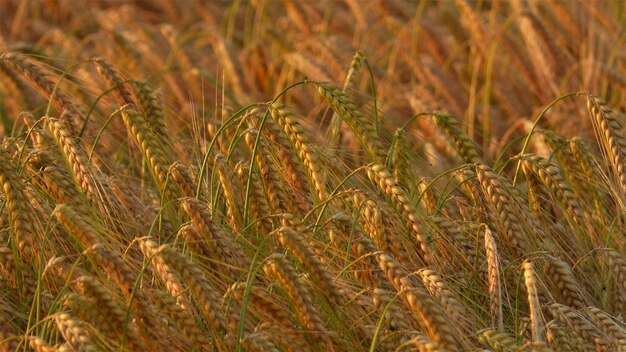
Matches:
[[512, 92, 584, 186]]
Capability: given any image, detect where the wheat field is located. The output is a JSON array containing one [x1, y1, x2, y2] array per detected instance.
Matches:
[[0, 1, 626, 351]]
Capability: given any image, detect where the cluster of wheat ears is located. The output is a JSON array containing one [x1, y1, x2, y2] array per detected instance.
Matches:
[[0, 1, 625, 351]]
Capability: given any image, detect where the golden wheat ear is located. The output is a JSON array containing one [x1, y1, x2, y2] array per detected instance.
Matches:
[[140, 237, 228, 332], [263, 253, 333, 348], [586, 95, 626, 196]]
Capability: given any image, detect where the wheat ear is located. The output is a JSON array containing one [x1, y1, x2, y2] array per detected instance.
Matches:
[[317, 83, 386, 163], [181, 197, 249, 275], [433, 112, 481, 163], [523, 260, 545, 344], [55, 312, 97, 352], [140, 237, 227, 332], [544, 256, 587, 310], [377, 253, 459, 350], [477, 328, 523, 351], [586, 94, 626, 194], [0, 144, 37, 254], [46, 117, 98, 202], [169, 161, 197, 198], [92, 57, 134, 105], [0, 52, 83, 124], [54, 204, 165, 349], [475, 163, 530, 258], [228, 282, 291, 327], [28, 336, 55, 352], [263, 253, 332, 347], [244, 128, 295, 213], [120, 105, 178, 199], [255, 322, 312, 352], [367, 164, 434, 265], [583, 307, 626, 349], [599, 249, 626, 315], [242, 332, 281, 352], [276, 225, 346, 306], [140, 244, 193, 313], [518, 153, 584, 225], [269, 103, 328, 201], [73, 275, 145, 351], [418, 268, 473, 338], [132, 80, 167, 138], [235, 161, 274, 235], [149, 289, 213, 349], [485, 227, 504, 330], [549, 302, 608, 349], [215, 153, 242, 231], [546, 319, 587, 352]]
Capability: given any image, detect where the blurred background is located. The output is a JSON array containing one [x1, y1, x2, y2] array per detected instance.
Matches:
[[0, 0, 625, 162]]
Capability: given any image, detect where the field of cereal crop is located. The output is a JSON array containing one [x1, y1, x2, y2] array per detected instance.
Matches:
[[0, 1, 626, 351]]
